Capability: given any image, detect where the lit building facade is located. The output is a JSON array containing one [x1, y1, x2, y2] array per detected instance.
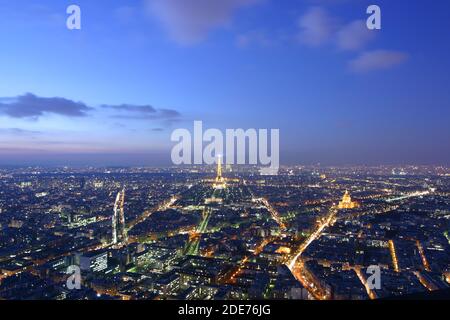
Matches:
[[338, 191, 359, 209]]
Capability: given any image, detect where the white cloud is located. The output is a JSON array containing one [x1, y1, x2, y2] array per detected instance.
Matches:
[[297, 8, 377, 52], [349, 50, 408, 73], [145, 0, 261, 45], [336, 20, 375, 51], [297, 6, 338, 47]]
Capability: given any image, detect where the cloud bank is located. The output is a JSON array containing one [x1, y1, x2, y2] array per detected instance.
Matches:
[[102, 104, 181, 121], [297, 7, 374, 51], [296, 6, 408, 72], [0, 93, 91, 119], [0, 93, 182, 124]]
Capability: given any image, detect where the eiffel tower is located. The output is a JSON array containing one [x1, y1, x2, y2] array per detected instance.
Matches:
[[213, 155, 226, 189]]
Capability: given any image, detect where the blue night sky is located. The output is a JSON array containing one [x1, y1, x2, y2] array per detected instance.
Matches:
[[0, 0, 449, 166]]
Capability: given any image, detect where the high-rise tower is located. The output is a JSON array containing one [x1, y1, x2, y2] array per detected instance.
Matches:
[[112, 188, 128, 245], [216, 155, 223, 183], [213, 155, 226, 189]]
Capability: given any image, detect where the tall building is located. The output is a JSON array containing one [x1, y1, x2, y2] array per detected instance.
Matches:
[[213, 155, 226, 189], [112, 188, 128, 245], [78, 251, 108, 273], [338, 190, 359, 209], [216, 155, 223, 182]]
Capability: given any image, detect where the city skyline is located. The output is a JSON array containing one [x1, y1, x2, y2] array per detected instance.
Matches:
[[1, 0, 450, 166], [1, 164, 449, 300]]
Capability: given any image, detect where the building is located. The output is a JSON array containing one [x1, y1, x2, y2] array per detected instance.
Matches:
[[338, 191, 359, 209], [78, 251, 108, 273]]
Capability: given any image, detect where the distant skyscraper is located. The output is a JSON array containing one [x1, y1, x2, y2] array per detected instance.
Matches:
[[112, 188, 128, 245]]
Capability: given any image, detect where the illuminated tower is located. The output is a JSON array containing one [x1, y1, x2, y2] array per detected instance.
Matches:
[[216, 155, 223, 182], [213, 155, 226, 189], [112, 188, 128, 245]]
